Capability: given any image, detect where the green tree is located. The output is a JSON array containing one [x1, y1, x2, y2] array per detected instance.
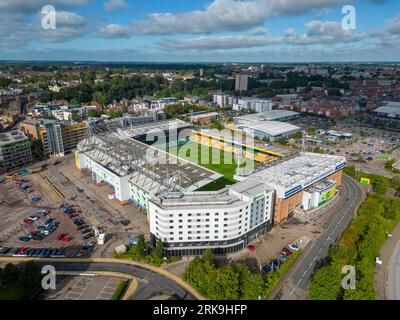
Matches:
[[71, 110, 80, 122], [153, 239, 164, 259], [309, 265, 342, 300], [136, 235, 146, 259]]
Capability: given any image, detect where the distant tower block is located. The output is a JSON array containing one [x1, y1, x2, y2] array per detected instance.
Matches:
[[235, 74, 248, 92]]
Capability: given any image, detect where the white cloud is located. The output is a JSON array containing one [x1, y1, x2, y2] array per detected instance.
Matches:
[[99, 24, 131, 38], [104, 0, 128, 13], [160, 34, 282, 50]]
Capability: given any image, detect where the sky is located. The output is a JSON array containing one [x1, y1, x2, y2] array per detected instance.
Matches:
[[0, 0, 399, 62]]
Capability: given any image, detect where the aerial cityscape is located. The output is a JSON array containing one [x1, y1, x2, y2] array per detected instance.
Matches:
[[0, 0, 399, 308]]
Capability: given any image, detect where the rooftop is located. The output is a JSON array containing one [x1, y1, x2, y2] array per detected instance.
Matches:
[[0, 130, 28, 146], [244, 121, 301, 137], [234, 110, 300, 123], [248, 152, 346, 197]]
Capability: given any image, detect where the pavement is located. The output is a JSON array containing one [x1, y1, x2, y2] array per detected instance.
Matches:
[[269, 174, 365, 300], [388, 239, 400, 300]]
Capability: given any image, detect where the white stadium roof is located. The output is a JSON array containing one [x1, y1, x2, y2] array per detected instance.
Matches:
[[248, 152, 347, 198]]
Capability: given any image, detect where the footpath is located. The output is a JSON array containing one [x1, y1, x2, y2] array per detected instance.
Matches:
[[375, 221, 400, 300]]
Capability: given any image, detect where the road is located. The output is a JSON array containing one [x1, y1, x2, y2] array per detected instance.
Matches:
[[272, 174, 365, 299], [388, 239, 400, 300], [0, 259, 198, 300]]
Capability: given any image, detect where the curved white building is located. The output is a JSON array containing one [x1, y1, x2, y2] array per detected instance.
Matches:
[[148, 179, 275, 256]]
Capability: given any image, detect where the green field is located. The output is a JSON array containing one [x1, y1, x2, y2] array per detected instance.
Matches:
[[167, 141, 256, 191]]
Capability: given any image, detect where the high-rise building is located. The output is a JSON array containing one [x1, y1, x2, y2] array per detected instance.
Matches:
[[235, 74, 248, 92], [0, 130, 32, 173], [21, 119, 88, 158]]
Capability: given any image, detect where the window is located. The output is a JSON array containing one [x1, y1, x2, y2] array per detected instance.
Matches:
[[179, 220, 183, 223], [179, 237, 183, 240], [215, 224, 218, 228], [178, 214, 182, 217], [215, 218, 219, 222]]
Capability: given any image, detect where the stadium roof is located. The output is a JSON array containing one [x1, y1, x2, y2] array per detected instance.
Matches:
[[248, 152, 346, 198], [78, 132, 222, 194]]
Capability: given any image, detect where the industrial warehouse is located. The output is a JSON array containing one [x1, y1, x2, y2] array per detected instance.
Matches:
[[75, 120, 347, 256]]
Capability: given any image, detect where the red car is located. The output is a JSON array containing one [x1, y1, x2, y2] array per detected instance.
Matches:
[[247, 245, 256, 253], [282, 247, 293, 256], [68, 213, 79, 219], [15, 247, 28, 256], [61, 236, 72, 243], [57, 233, 66, 241], [23, 218, 34, 225]]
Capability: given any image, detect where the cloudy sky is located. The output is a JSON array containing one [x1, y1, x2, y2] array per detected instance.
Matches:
[[0, 0, 399, 62]]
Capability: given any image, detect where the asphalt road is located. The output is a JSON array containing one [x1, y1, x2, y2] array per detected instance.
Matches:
[[27, 260, 197, 300], [388, 240, 400, 300], [279, 174, 364, 299]]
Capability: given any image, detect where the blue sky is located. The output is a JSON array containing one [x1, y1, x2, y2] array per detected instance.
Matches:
[[0, 0, 399, 62]]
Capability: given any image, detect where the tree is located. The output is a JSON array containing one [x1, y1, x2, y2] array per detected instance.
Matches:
[[71, 110, 80, 122], [309, 265, 342, 300], [136, 235, 146, 259], [153, 239, 164, 259], [234, 263, 265, 300]]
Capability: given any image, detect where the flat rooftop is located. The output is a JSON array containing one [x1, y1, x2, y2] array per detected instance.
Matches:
[[234, 110, 299, 123], [0, 130, 28, 146], [151, 179, 268, 210], [244, 121, 301, 137], [248, 152, 346, 198]]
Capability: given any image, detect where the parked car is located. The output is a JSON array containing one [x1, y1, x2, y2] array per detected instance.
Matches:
[[19, 236, 31, 243], [262, 263, 272, 273], [277, 253, 288, 262], [83, 232, 93, 240], [68, 213, 79, 219], [272, 259, 281, 270], [61, 236, 72, 243], [28, 215, 39, 221], [77, 224, 88, 230], [23, 218, 34, 225], [288, 243, 300, 251], [282, 247, 293, 256], [81, 228, 91, 234], [57, 233, 66, 241]]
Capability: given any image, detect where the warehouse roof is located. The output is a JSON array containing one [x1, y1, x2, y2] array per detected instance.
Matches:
[[244, 121, 301, 137], [234, 110, 299, 123]]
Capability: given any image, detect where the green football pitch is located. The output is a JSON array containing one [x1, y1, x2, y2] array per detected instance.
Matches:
[[167, 141, 257, 191]]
